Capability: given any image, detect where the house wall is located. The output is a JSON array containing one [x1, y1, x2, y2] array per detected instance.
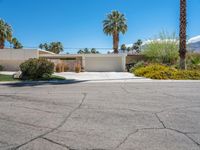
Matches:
[[84, 54, 126, 72], [0, 49, 39, 71], [40, 54, 127, 72], [47, 58, 82, 72]]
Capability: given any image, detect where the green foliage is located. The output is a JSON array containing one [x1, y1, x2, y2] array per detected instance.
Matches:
[[0, 65, 3, 71], [133, 64, 200, 80], [0, 74, 18, 82], [142, 32, 179, 64], [0, 19, 12, 48], [120, 44, 127, 52], [11, 37, 23, 49], [130, 61, 145, 72], [187, 53, 200, 70], [77, 48, 100, 54], [103, 11, 128, 53], [20, 58, 54, 80], [39, 42, 64, 54], [103, 11, 127, 36], [132, 39, 143, 53]]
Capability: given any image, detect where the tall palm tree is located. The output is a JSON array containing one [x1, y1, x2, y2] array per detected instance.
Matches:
[[103, 11, 128, 54], [179, 0, 187, 70], [0, 19, 12, 49]]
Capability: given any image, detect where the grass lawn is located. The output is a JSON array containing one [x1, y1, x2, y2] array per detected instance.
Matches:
[[0, 74, 18, 82], [0, 74, 66, 82]]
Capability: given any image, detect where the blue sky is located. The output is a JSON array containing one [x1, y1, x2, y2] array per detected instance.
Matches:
[[0, 0, 200, 53]]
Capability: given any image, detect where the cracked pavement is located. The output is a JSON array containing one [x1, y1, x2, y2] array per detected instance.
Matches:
[[0, 82, 200, 150]]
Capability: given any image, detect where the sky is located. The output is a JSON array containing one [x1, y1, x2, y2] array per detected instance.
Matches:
[[0, 0, 200, 53]]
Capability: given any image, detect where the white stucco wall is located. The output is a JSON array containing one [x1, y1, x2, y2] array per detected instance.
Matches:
[[84, 54, 126, 72], [0, 49, 39, 71]]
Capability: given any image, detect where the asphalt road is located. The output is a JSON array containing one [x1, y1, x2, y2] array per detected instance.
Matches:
[[0, 81, 200, 150]]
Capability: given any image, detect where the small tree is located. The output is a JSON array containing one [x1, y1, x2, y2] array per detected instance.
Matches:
[[132, 39, 143, 54], [121, 44, 127, 53]]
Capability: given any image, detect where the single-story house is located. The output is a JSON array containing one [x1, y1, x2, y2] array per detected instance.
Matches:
[[0, 49, 127, 72]]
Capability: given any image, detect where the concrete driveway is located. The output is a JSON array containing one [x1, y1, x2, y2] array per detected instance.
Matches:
[[0, 82, 200, 150], [54, 72, 148, 82]]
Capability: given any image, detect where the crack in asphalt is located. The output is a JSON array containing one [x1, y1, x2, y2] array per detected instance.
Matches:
[[115, 128, 200, 149], [0, 117, 53, 130], [114, 129, 139, 149], [42, 137, 71, 150], [2, 85, 200, 150], [114, 99, 200, 149], [10, 93, 87, 150], [43, 137, 108, 150], [154, 113, 166, 128]]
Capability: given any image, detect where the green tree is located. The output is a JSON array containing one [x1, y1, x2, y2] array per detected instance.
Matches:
[[179, 0, 187, 70], [127, 47, 132, 53], [103, 11, 128, 53], [77, 49, 84, 54], [11, 37, 23, 49], [83, 48, 91, 54], [77, 48, 100, 54], [120, 44, 127, 53], [0, 19, 12, 49], [39, 42, 64, 54], [132, 39, 143, 53], [91, 48, 100, 54]]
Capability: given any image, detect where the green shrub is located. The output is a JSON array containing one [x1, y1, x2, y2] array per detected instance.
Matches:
[[142, 32, 179, 64], [130, 61, 145, 72], [187, 53, 200, 70], [0, 65, 3, 71], [133, 64, 200, 80], [20, 58, 54, 80]]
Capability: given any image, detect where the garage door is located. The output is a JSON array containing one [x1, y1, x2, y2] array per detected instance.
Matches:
[[85, 56, 123, 72]]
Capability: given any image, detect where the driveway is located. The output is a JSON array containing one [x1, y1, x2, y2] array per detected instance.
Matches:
[[54, 72, 149, 82], [0, 82, 200, 150]]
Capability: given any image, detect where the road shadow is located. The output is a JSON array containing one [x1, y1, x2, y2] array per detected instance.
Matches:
[[0, 79, 88, 87]]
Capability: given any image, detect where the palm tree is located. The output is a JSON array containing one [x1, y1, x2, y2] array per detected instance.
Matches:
[[39, 42, 64, 54], [0, 19, 12, 49], [133, 39, 143, 53], [103, 11, 128, 54], [91, 48, 100, 54], [11, 37, 23, 49], [49, 42, 64, 54], [179, 0, 187, 70], [120, 44, 127, 53]]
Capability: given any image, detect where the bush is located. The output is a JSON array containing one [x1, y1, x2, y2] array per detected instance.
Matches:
[[133, 64, 200, 80], [130, 61, 146, 72], [0, 65, 3, 71], [75, 64, 81, 73], [56, 63, 62, 73], [64, 64, 69, 72], [142, 32, 179, 64], [20, 58, 54, 80], [187, 53, 200, 70]]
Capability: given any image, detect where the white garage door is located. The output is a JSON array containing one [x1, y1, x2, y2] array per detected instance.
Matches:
[[85, 56, 123, 72]]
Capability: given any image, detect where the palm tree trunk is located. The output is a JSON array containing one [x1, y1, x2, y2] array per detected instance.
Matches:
[[179, 0, 187, 70], [0, 39, 5, 49], [113, 32, 119, 54]]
